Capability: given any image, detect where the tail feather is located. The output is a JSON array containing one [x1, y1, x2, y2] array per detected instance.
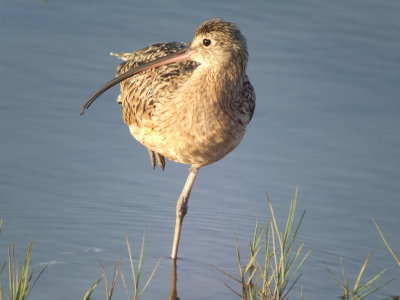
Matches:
[[110, 52, 133, 61]]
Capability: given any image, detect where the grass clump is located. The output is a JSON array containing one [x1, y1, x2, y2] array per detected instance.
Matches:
[[120, 234, 162, 300], [325, 254, 389, 300], [324, 217, 400, 299], [213, 186, 311, 299], [0, 220, 47, 300], [83, 233, 161, 300]]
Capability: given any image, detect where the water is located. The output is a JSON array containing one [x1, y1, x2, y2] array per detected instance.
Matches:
[[1, 0, 399, 299]]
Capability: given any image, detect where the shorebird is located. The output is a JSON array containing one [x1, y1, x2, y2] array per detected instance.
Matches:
[[81, 18, 255, 259]]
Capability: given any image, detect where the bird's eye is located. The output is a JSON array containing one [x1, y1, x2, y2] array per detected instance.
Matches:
[[203, 38, 212, 47]]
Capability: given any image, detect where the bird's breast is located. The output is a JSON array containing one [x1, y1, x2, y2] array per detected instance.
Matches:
[[130, 92, 246, 167], [122, 65, 249, 167]]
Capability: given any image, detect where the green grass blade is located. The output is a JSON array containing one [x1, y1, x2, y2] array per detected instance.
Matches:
[[353, 253, 372, 291], [293, 248, 312, 275], [356, 267, 387, 294], [283, 185, 298, 246], [268, 200, 283, 251], [109, 262, 120, 300], [244, 245, 262, 275], [252, 218, 259, 247], [8, 245, 15, 300], [15, 242, 33, 300], [281, 272, 302, 299], [82, 275, 103, 300], [325, 263, 346, 292], [140, 256, 162, 295], [26, 264, 48, 299], [0, 263, 5, 275], [358, 278, 392, 299], [125, 235, 137, 297], [245, 267, 258, 286], [372, 218, 400, 266], [137, 232, 146, 289]]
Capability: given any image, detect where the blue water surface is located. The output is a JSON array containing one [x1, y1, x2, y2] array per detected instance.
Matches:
[[1, 0, 399, 299]]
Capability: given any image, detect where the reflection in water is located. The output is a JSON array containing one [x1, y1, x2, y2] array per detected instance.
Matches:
[[169, 259, 179, 300]]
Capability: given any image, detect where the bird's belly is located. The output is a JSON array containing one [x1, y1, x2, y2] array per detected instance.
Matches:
[[128, 120, 245, 167]]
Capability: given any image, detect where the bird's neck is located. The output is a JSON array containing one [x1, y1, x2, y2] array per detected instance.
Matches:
[[171, 63, 245, 125], [189, 62, 245, 102]]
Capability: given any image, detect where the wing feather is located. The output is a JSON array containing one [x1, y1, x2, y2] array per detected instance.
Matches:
[[112, 42, 199, 127]]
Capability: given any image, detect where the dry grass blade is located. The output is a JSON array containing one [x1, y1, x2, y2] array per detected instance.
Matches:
[[224, 282, 242, 298], [100, 263, 110, 299], [118, 265, 129, 300], [99, 260, 119, 300], [210, 264, 241, 283], [234, 236, 243, 276]]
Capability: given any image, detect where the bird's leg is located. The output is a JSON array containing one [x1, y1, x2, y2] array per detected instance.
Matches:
[[171, 167, 199, 259]]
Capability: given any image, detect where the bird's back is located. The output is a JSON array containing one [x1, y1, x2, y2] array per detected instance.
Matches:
[[112, 42, 199, 128]]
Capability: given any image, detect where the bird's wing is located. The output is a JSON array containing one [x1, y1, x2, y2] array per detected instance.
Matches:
[[112, 42, 199, 127], [111, 42, 187, 64], [236, 75, 256, 125]]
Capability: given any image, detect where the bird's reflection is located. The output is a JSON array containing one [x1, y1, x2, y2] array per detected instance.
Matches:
[[169, 259, 179, 300]]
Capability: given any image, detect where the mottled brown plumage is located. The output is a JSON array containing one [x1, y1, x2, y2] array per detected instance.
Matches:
[[81, 18, 255, 259]]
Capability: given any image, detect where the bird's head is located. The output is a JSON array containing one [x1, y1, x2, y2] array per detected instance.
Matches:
[[188, 18, 248, 71]]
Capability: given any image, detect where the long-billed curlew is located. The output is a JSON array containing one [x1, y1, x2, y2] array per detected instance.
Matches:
[[81, 18, 255, 259]]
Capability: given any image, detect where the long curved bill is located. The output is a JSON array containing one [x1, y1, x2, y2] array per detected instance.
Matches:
[[80, 47, 193, 115]]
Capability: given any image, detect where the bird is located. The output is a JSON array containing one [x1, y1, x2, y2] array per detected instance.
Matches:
[[80, 18, 255, 259]]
